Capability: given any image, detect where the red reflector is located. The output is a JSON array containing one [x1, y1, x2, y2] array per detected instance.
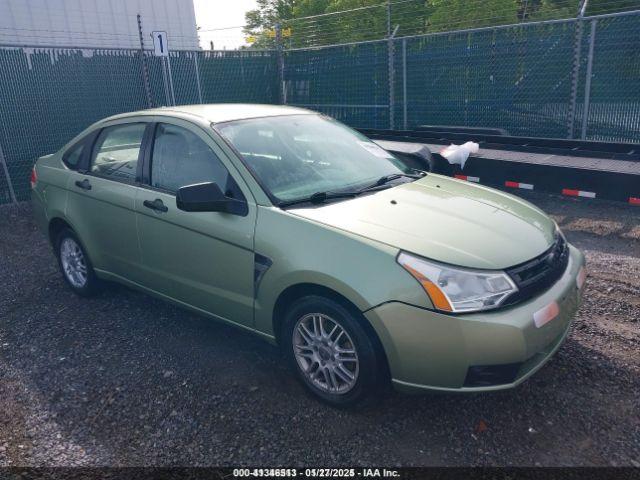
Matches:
[[562, 188, 596, 198], [505, 181, 534, 190], [30, 168, 37, 189], [454, 174, 480, 183]]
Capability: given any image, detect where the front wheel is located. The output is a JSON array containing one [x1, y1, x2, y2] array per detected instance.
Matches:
[[282, 295, 384, 407]]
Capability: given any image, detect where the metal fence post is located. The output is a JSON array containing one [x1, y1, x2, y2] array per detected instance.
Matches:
[[275, 23, 285, 104], [567, 0, 589, 139], [387, 1, 395, 130], [166, 54, 176, 106], [0, 141, 17, 204], [402, 38, 407, 130], [581, 19, 597, 140], [137, 14, 153, 108], [193, 52, 203, 104], [161, 56, 171, 106]]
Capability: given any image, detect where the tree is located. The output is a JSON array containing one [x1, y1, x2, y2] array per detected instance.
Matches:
[[585, 0, 640, 15], [243, 0, 338, 47], [243, 0, 637, 48]]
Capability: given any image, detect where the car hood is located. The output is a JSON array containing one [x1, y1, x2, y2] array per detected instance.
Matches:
[[289, 174, 556, 269]]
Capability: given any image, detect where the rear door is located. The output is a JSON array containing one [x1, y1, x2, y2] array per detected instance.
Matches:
[[66, 120, 150, 279], [134, 118, 257, 328]]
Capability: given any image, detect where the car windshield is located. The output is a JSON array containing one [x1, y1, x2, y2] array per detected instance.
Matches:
[[215, 114, 413, 204]]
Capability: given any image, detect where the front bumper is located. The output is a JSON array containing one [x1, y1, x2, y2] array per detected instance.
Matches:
[[365, 244, 586, 393]]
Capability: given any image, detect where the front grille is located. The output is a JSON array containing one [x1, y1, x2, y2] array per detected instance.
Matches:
[[504, 233, 569, 306]]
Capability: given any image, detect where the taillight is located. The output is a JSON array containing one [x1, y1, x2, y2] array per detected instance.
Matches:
[[30, 167, 37, 189]]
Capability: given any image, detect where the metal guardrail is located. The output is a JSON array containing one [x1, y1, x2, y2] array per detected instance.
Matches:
[[363, 128, 640, 204]]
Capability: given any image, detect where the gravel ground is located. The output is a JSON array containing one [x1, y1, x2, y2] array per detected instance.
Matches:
[[0, 192, 639, 467]]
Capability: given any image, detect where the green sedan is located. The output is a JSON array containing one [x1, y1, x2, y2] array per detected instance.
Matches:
[[31, 104, 586, 406]]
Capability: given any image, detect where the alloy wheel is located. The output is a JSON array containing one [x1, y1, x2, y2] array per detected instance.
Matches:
[[292, 313, 359, 394], [60, 237, 88, 288]]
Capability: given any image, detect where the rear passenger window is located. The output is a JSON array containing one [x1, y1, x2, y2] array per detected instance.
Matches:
[[150, 123, 243, 199], [91, 123, 146, 182], [63, 143, 84, 170]]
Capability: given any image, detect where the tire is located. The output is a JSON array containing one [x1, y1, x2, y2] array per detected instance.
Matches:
[[55, 228, 101, 297], [282, 295, 384, 407]]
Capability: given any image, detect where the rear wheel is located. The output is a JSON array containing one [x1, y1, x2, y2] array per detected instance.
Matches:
[[282, 295, 383, 407], [55, 228, 101, 296]]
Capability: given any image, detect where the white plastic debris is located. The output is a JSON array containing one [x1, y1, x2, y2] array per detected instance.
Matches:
[[440, 141, 480, 169]]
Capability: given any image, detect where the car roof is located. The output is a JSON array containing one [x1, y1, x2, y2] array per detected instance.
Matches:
[[105, 103, 316, 124]]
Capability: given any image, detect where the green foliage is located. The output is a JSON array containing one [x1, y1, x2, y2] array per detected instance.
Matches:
[[427, 0, 517, 31], [243, 0, 640, 48], [585, 0, 640, 15]]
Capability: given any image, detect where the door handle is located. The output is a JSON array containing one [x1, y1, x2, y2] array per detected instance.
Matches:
[[143, 198, 168, 213], [74, 179, 92, 190]]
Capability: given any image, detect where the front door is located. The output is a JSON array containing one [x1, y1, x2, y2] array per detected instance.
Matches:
[[135, 120, 256, 328]]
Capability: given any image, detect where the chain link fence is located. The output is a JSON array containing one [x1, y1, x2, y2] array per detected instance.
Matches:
[[284, 41, 390, 129], [572, 12, 640, 141], [0, 9, 638, 205], [396, 19, 579, 137], [285, 10, 640, 142], [0, 47, 278, 204], [0, 47, 149, 205]]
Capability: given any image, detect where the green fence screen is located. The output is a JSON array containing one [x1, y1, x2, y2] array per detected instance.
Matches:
[[0, 11, 638, 205], [0, 48, 278, 204]]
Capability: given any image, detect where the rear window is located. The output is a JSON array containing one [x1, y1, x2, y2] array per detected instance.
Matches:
[[62, 142, 84, 170], [90, 123, 146, 182]]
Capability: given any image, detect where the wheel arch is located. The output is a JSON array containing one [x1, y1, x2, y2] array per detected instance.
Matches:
[[271, 282, 391, 380], [48, 216, 74, 246]]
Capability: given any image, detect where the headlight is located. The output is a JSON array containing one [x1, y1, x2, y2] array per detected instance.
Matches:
[[397, 252, 518, 313]]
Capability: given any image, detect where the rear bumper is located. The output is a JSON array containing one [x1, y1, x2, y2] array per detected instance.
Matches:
[[365, 244, 585, 393]]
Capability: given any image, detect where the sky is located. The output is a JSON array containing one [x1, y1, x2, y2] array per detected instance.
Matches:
[[193, 0, 258, 50]]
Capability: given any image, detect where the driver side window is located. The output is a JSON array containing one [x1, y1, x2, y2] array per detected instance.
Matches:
[[150, 123, 242, 199]]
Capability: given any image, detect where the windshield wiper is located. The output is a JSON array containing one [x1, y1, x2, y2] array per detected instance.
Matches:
[[357, 172, 425, 194], [278, 190, 357, 208], [278, 172, 426, 209]]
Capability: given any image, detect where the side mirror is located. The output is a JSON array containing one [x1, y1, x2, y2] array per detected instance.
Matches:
[[176, 182, 248, 216]]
